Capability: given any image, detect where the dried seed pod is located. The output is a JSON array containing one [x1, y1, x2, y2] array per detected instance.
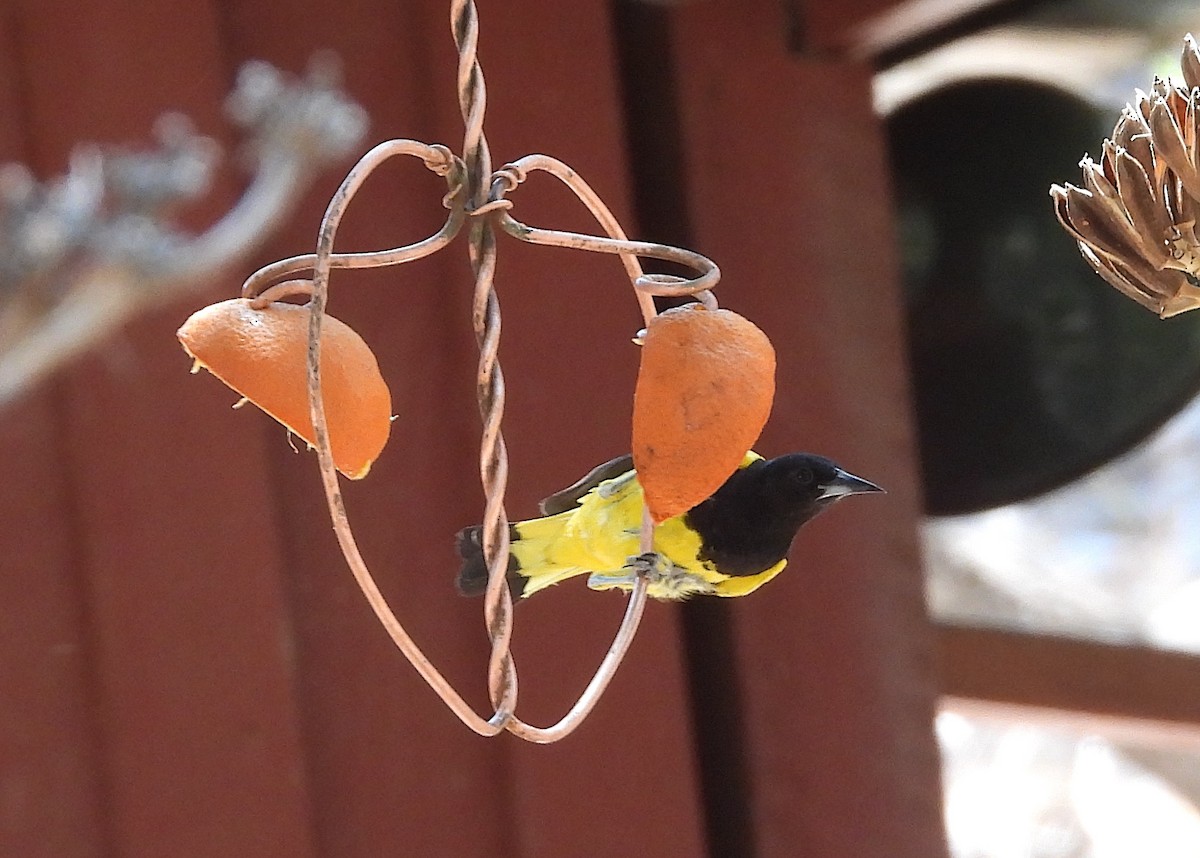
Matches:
[[178, 297, 392, 479], [632, 304, 775, 523], [1050, 34, 1200, 317]]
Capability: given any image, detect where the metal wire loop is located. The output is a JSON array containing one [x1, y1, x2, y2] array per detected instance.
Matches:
[[240, 140, 467, 301], [241, 135, 516, 737], [235, 1, 724, 743], [488, 154, 721, 326]]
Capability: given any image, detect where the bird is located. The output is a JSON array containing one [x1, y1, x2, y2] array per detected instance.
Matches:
[[456, 451, 882, 601]]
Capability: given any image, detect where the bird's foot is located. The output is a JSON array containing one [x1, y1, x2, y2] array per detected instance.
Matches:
[[585, 552, 671, 593], [624, 551, 674, 584], [587, 552, 713, 598]]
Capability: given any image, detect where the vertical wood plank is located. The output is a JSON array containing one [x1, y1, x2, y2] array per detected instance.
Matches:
[[0, 396, 108, 858], [13, 0, 320, 854], [668, 1, 949, 856], [0, 8, 107, 856]]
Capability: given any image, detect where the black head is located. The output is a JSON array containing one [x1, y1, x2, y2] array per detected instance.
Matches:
[[753, 453, 884, 514], [685, 452, 883, 578]]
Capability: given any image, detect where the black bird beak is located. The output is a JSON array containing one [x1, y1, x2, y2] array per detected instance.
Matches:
[[817, 468, 884, 503]]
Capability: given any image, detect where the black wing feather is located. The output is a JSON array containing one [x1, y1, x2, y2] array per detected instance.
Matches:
[[538, 453, 634, 515]]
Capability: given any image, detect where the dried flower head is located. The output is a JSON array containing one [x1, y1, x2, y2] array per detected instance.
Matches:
[[1051, 34, 1200, 317]]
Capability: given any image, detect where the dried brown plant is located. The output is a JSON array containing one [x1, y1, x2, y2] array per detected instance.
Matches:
[[1052, 34, 1200, 317]]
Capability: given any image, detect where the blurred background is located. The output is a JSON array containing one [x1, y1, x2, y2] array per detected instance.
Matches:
[[4, 0, 1200, 856], [881, 2, 1200, 856]]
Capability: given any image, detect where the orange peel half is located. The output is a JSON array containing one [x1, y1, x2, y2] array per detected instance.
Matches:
[[632, 304, 776, 522], [178, 297, 392, 479]]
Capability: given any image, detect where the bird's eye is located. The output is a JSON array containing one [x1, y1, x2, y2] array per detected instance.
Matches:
[[795, 467, 814, 485]]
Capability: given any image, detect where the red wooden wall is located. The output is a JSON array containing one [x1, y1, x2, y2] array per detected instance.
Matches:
[[0, 1, 947, 856]]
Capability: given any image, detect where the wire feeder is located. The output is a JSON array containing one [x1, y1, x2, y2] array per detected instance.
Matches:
[[239, 0, 721, 742]]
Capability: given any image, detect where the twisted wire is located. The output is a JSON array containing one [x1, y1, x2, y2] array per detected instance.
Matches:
[[450, 0, 519, 722]]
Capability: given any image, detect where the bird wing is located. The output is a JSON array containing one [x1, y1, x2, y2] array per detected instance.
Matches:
[[538, 453, 634, 515]]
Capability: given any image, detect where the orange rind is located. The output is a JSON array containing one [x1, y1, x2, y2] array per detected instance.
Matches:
[[632, 304, 775, 522], [178, 297, 392, 479]]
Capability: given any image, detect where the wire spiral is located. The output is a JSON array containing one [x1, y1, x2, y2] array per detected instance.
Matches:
[[450, 0, 520, 727]]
